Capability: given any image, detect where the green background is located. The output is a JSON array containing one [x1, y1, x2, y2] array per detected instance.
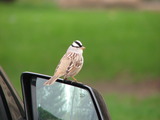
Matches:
[[0, 2, 160, 120]]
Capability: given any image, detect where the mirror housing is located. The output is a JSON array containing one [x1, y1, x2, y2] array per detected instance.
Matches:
[[21, 72, 110, 120]]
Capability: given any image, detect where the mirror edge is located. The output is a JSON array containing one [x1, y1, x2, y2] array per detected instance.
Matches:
[[21, 72, 111, 120]]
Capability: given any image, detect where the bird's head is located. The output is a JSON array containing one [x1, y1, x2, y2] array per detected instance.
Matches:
[[71, 40, 85, 50]]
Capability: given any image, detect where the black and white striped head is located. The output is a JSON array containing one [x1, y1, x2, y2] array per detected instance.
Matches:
[[71, 40, 83, 48], [71, 40, 85, 49]]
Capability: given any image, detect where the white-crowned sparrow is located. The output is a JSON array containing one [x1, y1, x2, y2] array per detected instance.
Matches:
[[44, 40, 85, 85]]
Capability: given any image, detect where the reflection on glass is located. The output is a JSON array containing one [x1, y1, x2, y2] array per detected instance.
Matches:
[[36, 78, 98, 120]]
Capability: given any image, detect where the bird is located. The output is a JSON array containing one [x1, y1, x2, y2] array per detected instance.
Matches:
[[44, 40, 85, 85]]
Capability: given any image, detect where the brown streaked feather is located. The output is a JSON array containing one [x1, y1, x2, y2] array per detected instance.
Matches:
[[44, 51, 83, 85], [54, 52, 73, 76], [65, 53, 83, 78]]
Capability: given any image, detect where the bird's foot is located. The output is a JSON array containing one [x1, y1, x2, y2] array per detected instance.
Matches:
[[72, 76, 80, 83]]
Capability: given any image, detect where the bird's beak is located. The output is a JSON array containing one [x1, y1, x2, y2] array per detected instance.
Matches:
[[81, 46, 85, 50]]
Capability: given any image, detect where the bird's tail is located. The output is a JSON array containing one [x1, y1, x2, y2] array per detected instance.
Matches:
[[43, 75, 59, 86]]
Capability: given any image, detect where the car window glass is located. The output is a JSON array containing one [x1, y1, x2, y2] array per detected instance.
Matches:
[[0, 76, 22, 120], [35, 77, 99, 120]]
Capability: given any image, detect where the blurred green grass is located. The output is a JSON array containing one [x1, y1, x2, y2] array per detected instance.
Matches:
[[0, 3, 160, 91], [0, 3, 160, 120], [105, 94, 160, 120]]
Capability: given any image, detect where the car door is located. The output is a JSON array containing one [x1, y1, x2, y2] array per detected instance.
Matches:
[[0, 67, 24, 120]]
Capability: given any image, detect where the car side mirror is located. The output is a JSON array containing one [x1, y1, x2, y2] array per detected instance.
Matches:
[[21, 72, 110, 120]]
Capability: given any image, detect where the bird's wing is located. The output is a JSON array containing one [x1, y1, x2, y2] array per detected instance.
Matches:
[[54, 52, 83, 77], [65, 53, 83, 76], [54, 52, 74, 76], [44, 53, 72, 86]]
